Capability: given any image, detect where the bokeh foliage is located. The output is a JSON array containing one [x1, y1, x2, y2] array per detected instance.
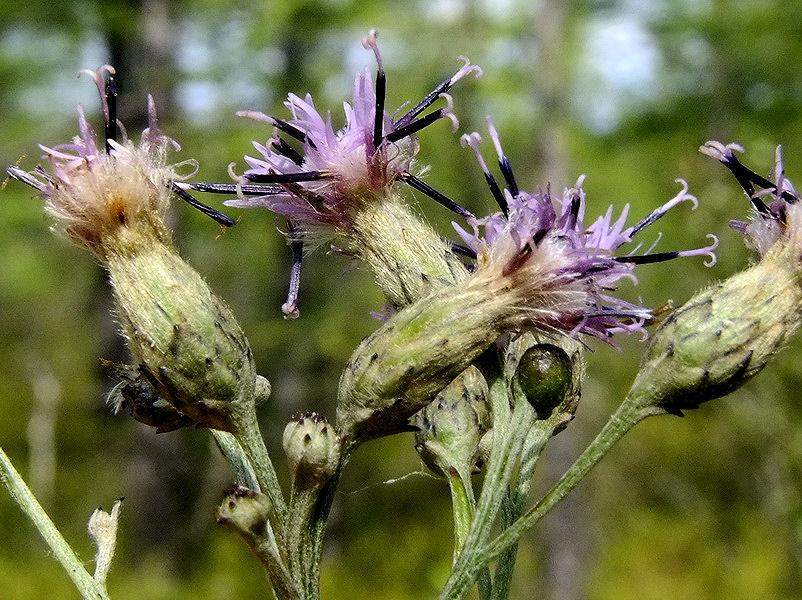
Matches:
[[1, 0, 801, 598]]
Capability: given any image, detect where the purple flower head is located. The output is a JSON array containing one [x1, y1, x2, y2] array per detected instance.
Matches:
[[33, 67, 184, 185], [7, 66, 233, 251], [701, 141, 800, 258], [223, 30, 481, 240], [455, 122, 718, 343]]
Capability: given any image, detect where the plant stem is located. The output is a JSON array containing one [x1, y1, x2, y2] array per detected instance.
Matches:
[[227, 510, 302, 600], [445, 398, 532, 600], [441, 397, 657, 600], [213, 429, 295, 597], [294, 449, 351, 600], [235, 414, 288, 525], [211, 430, 260, 491], [447, 468, 474, 559], [490, 424, 551, 600], [0, 446, 111, 600]]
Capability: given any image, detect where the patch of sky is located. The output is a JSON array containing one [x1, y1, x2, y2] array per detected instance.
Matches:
[[175, 16, 282, 124], [572, 13, 661, 134], [5, 27, 108, 121]]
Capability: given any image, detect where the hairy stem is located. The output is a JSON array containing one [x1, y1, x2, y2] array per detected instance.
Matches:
[[211, 430, 260, 491], [490, 423, 552, 600], [0, 447, 111, 600], [446, 397, 533, 600], [235, 414, 288, 525], [447, 468, 474, 559], [441, 397, 657, 600]]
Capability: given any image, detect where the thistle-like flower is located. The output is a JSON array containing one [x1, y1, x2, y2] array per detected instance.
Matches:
[[453, 122, 719, 342], [7, 66, 233, 253], [227, 29, 479, 235], [620, 142, 802, 417], [6, 66, 262, 433], [186, 30, 481, 316]]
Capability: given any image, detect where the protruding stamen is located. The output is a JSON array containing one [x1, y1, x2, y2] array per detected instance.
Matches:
[[269, 136, 304, 166], [629, 179, 699, 237], [79, 65, 116, 139], [615, 251, 680, 264], [565, 191, 581, 230], [486, 117, 518, 197], [373, 69, 386, 150], [170, 183, 236, 227], [237, 111, 317, 149], [6, 166, 48, 192], [104, 76, 118, 152], [461, 132, 507, 214], [362, 29, 384, 71], [699, 141, 798, 212], [282, 223, 303, 319], [363, 29, 386, 150], [773, 145, 796, 203], [179, 181, 283, 196], [532, 228, 548, 246], [448, 241, 477, 258], [244, 170, 334, 184], [617, 234, 718, 267], [394, 56, 482, 128], [399, 171, 474, 218], [385, 102, 455, 144]]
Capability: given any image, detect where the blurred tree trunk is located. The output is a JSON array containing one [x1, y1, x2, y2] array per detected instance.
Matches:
[[95, 0, 205, 572]]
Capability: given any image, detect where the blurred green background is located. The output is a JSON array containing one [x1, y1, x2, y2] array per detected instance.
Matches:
[[1, 0, 802, 598]]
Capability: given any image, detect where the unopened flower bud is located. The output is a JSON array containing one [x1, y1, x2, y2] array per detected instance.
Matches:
[[282, 413, 341, 488], [414, 366, 490, 477], [513, 340, 578, 421], [104, 228, 260, 432], [629, 252, 802, 415], [217, 486, 272, 536], [337, 282, 508, 442]]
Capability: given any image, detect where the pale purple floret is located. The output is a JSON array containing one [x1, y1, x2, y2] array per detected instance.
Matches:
[[7, 65, 232, 227], [205, 30, 480, 318], [456, 123, 718, 343], [39, 67, 180, 174], [224, 29, 481, 236], [701, 141, 799, 257]]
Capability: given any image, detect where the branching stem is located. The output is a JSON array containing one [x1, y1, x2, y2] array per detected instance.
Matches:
[[0, 447, 111, 600]]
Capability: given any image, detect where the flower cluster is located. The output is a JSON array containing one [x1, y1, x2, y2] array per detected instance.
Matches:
[[185, 30, 481, 316], [455, 123, 718, 342]]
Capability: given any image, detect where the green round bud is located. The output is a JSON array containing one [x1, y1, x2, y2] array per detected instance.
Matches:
[[414, 366, 490, 477], [503, 332, 584, 435], [283, 413, 341, 488], [515, 344, 572, 419]]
